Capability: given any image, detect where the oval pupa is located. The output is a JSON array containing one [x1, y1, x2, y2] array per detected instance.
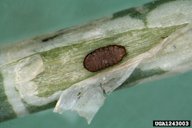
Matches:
[[83, 45, 126, 72]]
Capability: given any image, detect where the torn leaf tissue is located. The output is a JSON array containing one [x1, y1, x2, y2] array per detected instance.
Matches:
[[0, 0, 192, 123]]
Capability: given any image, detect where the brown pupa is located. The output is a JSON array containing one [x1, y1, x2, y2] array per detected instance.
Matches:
[[83, 45, 127, 72]]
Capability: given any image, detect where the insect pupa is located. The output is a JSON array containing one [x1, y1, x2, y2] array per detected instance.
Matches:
[[83, 45, 127, 72]]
